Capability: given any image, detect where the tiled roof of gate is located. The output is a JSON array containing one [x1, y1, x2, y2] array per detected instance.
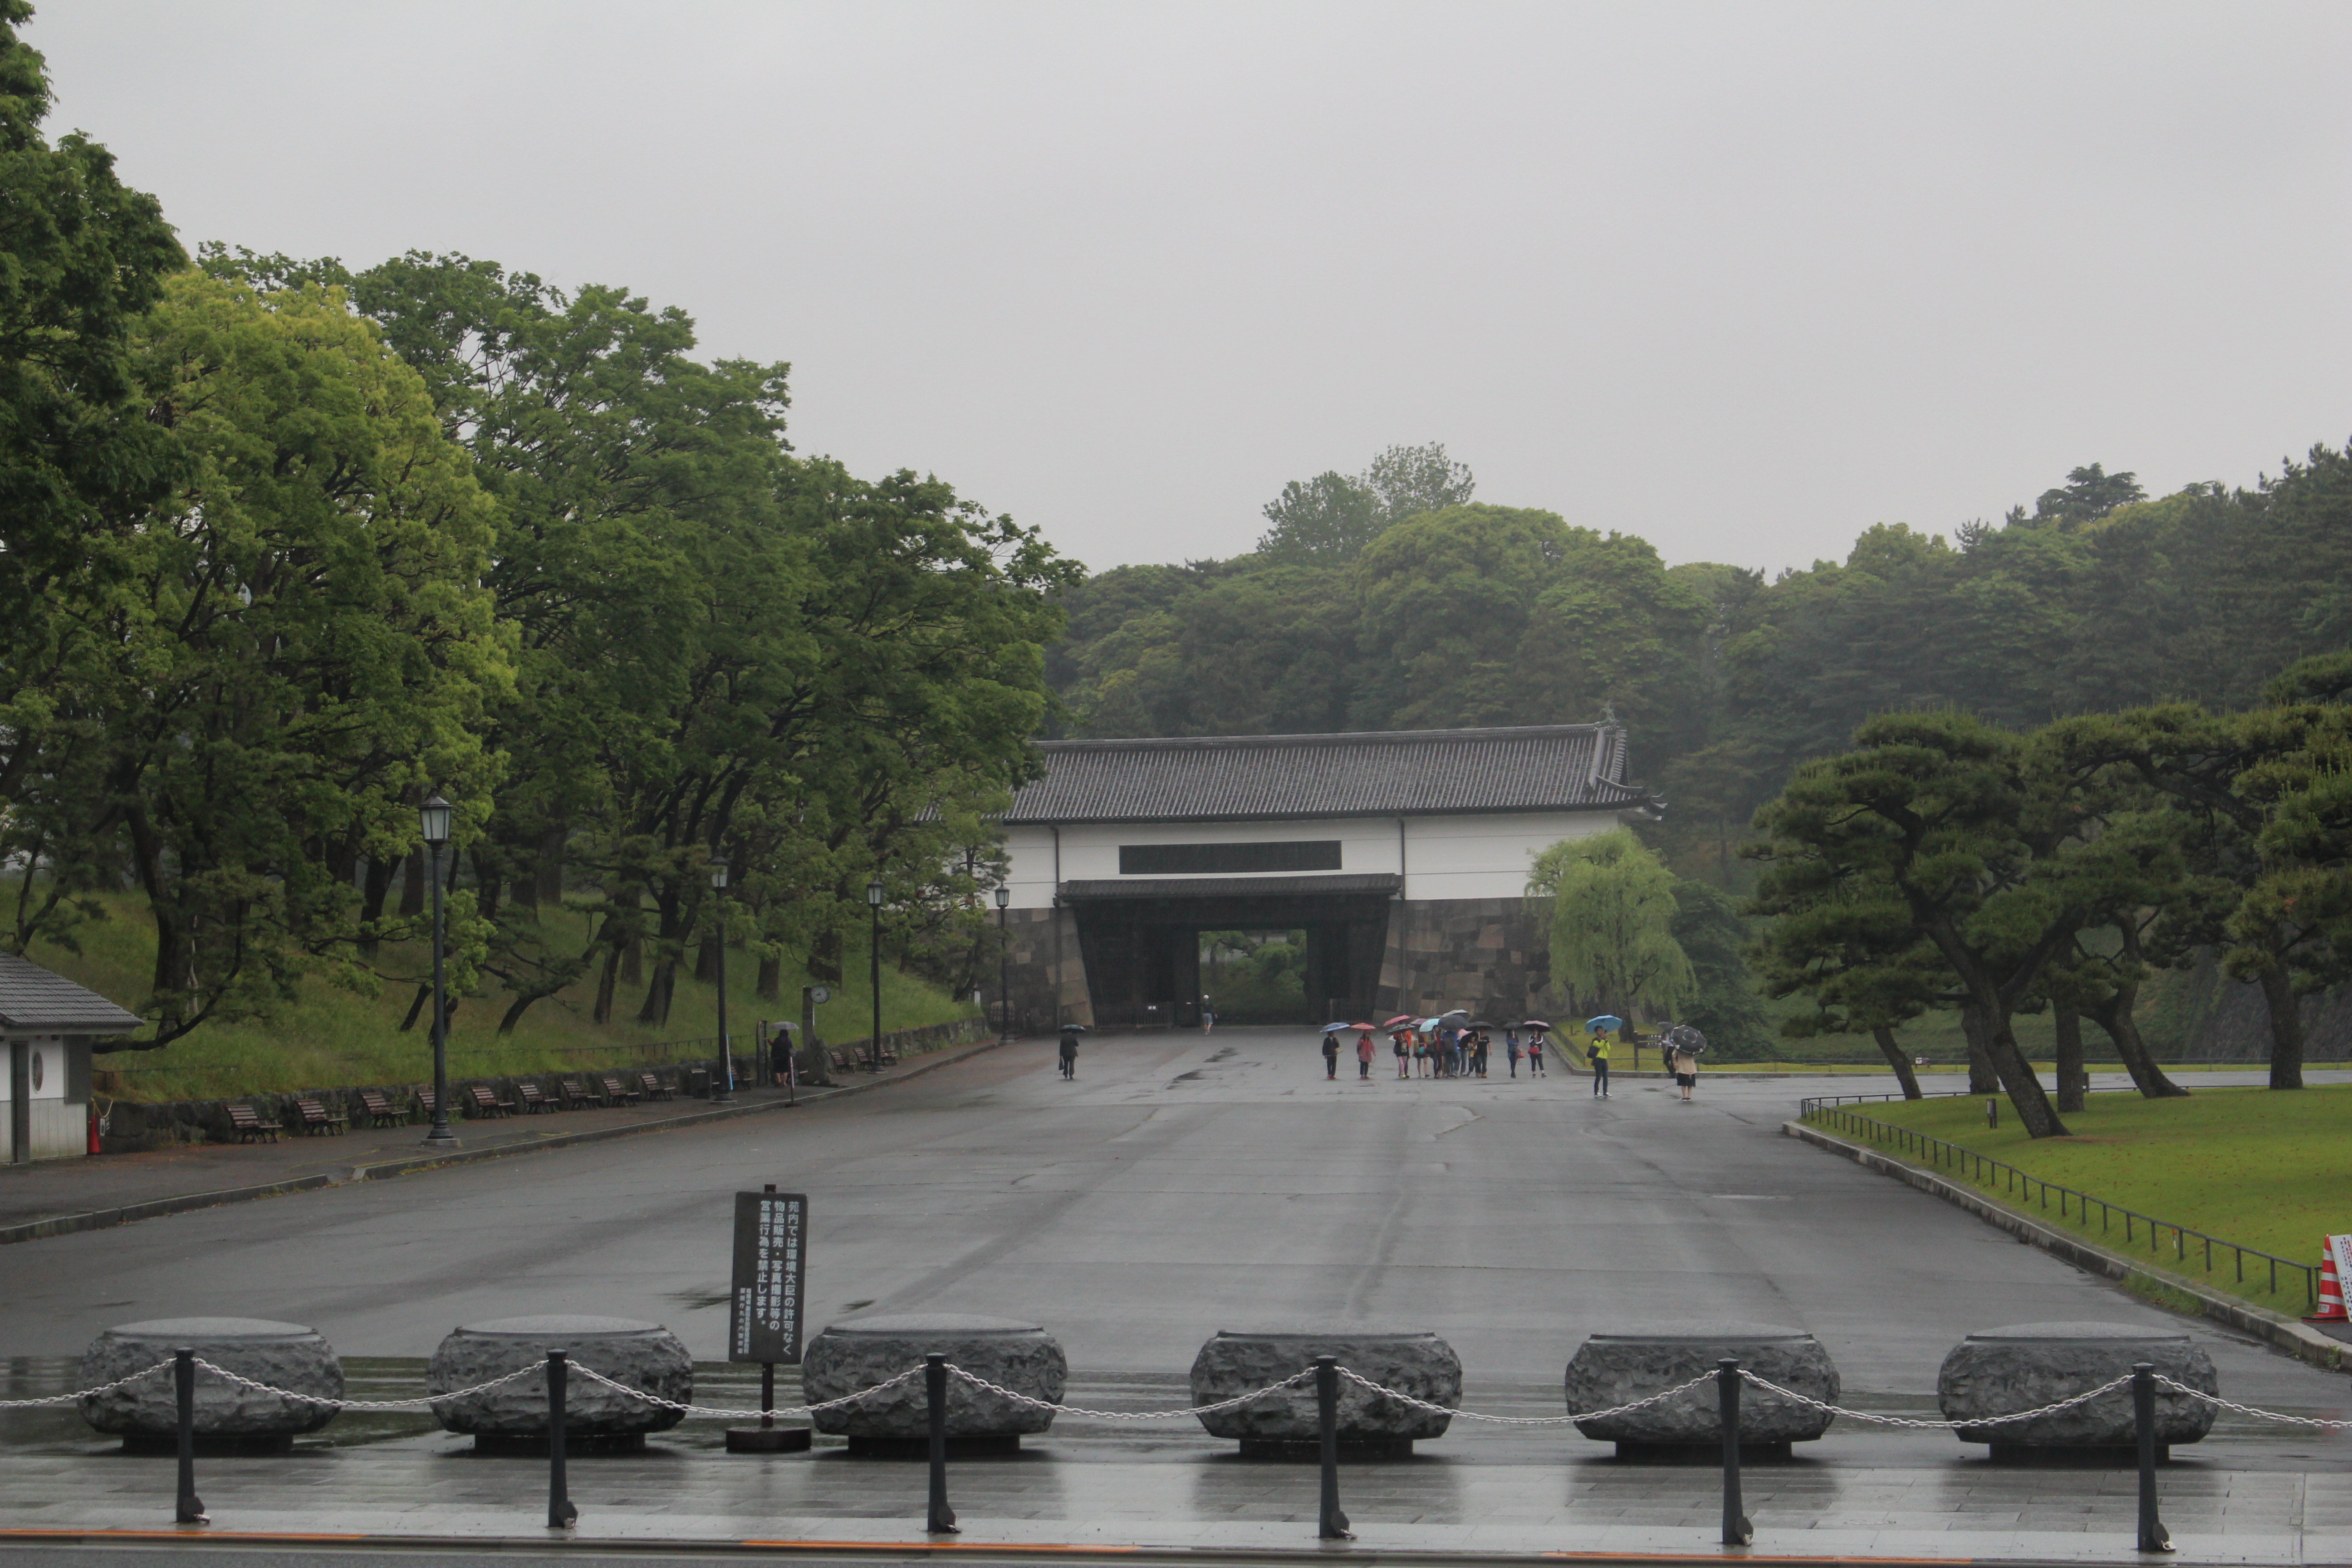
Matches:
[[1063, 873, 1405, 900], [1006, 724, 1654, 824], [0, 951, 143, 1034]]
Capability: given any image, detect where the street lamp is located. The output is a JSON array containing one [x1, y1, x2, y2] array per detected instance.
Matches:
[[710, 861, 733, 1104], [866, 877, 884, 1073], [993, 885, 1013, 1044], [419, 794, 457, 1148]]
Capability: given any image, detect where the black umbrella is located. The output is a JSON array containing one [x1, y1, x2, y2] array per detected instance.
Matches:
[[1661, 1022, 1708, 1055]]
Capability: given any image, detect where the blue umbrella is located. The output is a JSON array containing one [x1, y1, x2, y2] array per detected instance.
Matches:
[[1321, 1021, 1355, 1034], [1586, 1014, 1625, 1033]]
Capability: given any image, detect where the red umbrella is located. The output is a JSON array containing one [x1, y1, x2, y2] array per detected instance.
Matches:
[[1382, 1014, 1417, 1030]]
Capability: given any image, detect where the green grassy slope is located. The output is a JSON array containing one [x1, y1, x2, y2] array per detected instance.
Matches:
[[40, 899, 976, 1103], [1827, 1087, 2352, 1313]]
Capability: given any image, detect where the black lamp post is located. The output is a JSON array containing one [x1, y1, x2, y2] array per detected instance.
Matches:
[[866, 877, 884, 1073], [710, 861, 733, 1104], [419, 794, 457, 1148], [993, 885, 1012, 1043]]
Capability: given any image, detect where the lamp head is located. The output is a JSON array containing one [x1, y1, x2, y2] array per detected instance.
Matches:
[[419, 794, 453, 847], [994, 886, 1009, 909], [710, 862, 729, 890], [865, 879, 884, 908]]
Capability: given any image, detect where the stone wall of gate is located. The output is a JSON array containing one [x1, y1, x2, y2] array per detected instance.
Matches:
[[1381, 897, 1560, 1023]]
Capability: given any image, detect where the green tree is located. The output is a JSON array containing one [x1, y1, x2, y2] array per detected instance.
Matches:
[[1668, 877, 1768, 1058], [1747, 711, 2077, 1137], [1527, 829, 1694, 1022], [1255, 472, 1381, 563]]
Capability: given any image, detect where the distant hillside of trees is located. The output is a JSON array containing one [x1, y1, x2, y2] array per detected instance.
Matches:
[[1050, 441, 2352, 886]]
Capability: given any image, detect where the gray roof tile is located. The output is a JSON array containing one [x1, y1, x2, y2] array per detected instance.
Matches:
[[0, 952, 143, 1034], [1063, 873, 1404, 900], [1008, 724, 1650, 824]]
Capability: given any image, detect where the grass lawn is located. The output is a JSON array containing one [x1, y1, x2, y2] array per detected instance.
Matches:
[[40, 897, 977, 1104], [1816, 1087, 2352, 1315]]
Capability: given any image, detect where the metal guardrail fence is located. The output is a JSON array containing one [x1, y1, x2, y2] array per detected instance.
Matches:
[[1798, 1099, 2318, 1309]]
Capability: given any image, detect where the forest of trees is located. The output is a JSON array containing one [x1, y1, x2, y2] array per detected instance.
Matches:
[[0, 8, 1073, 1046]]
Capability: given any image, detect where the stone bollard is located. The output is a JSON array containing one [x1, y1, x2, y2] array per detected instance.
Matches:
[[78, 1317, 343, 1454], [801, 1313, 1065, 1455], [1564, 1322, 1839, 1460], [1936, 1321, 2216, 1461], [428, 1315, 691, 1454], [1189, 1328, 1460, 1458]]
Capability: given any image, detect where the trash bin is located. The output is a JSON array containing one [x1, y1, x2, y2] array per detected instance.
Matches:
[[683, 1067, 711, 1099]]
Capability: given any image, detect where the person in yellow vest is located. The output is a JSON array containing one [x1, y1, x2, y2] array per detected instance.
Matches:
[[1586, 1029, 1611, 1098]]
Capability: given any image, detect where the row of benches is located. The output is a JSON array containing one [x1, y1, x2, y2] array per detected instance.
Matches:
[[223, 1071, 684, 1143]]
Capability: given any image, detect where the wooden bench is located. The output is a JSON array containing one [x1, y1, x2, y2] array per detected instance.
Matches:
[[515, 1081, 558, 1114], [415, 1087, 442, 1121], [357, 1089, 407, 1128], [828, 1048, 857, 1074], [466, 1083, 518, 1119], [638, 1071, 673, 1102], [599, 1074, 642, 1107], [291, 1096, 349, 1136], [227, 1103, 283, 1143], [559, 1078, 600, 1109]]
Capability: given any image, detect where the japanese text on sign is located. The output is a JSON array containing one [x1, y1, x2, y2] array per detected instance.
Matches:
[[728, 1190, 807, 1364]]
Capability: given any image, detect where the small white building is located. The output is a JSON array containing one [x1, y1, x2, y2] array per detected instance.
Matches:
[[996, 723, 1658, 1027], [0, 952, 143, 1163]]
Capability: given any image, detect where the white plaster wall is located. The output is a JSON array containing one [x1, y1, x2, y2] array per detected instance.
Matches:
[[1001, 811, 1631, 908]]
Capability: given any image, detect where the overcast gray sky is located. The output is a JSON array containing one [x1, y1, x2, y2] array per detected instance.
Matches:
[[30, 2, 2352, 575]]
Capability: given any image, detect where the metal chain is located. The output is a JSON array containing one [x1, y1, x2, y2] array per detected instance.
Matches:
[[1336, 1366, 1720, 1426], [2153, 1374, 2352, 1431], [0, 1358, 177, 1410], [946, 1365, 1316, 1421], [193, 1357, 548, 1411], [1735, 1368, 2133, 1430], [568, 1361, 925, 1421]]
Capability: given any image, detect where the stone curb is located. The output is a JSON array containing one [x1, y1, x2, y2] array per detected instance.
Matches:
[[0, 1033, 1013, 1248], [1783, 1118, 2350, 1374]]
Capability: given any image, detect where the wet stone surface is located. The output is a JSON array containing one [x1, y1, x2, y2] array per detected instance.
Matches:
[[1189, 1329, 1461, 1445], [77, 1317, 342, 1445], [801, 1313, 1066, 1441], [1564, 1322, 1840, 1447], [1936, 1321, 2219, 1450]]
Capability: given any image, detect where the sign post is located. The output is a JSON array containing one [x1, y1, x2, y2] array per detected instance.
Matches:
[[725, 1184, 811, 1453]]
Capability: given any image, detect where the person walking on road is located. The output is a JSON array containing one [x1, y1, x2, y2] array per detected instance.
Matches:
[[1200, 996, 1215, 1034], [1526, 1029, 1546, 1076], [1393, 1029, 1411, 1078], [1586, 1029, 1611, 1098], [1356, 1029, 1375, 1079], [1058, 1027, 1080, 1079], [1505, 1029, 1522, 1078], [1472, 1029, 1490, 1078], [1322, 1029, 1341, 1079]]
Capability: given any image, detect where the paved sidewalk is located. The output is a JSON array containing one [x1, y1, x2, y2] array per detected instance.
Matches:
[[5, 1365, 2347, 1564], [0, 1034, 1009, 1244]]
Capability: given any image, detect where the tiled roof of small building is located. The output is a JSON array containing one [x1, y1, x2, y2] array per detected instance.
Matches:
[[0, 951, 143, 1034], [1006, 724, 1653, 824]]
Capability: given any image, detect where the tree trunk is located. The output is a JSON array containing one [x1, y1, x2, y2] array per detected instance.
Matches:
[[756, 952, 781, 1002], [2053, 1005, 2086, 1112], [1984, 1008, 2069, 1137], [534, 826, 565, 906], [2084, 984, 2188, 1098], [636, 958, 676, 1025], [399, 850, 426, 917], [592, 941, 621, 1025], [400, 982, 431, 1033], [810, 926, 844, 985], [1870, 1024, 1923, 1100], [695, 936, 720, 984], [358, 857, 392, 959], [1959, 1003, 1999, 1094], [621, 931, 643, 986], [2254, 963, 2305, 1089]]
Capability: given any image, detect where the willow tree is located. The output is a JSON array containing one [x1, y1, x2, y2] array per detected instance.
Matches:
[[1527, 829, 1694, 1024]]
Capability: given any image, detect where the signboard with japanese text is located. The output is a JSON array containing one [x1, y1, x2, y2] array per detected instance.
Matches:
[[728, 1190, 807, 1364]]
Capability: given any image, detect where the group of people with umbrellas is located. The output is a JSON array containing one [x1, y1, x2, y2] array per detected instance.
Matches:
[[1317, 1011, 1710, 1094]]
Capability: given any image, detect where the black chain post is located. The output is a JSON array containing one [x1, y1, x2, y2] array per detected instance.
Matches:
[[2134, 1363, 2172, 1553], [1315, 1355, 1352, 1540], [173, 1348, 206, 1525], [546, 1350, 577, 1529], [926, 1353, 959, 1534], [1718, 1358, 1751, 1547]]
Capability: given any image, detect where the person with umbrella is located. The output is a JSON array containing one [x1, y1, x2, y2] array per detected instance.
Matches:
[[1584, 1015, 1622, 1098], [1663, 1022, 1706, 1102], [1504, 1026, 1522, 1078], [1354, 1025, 1377, 1080], [1524, 1020, 1548, 1077], [1058, 1022, 1085, 1079], [1385, 1016, 1415, 1078], [1321, 1023, 1344, 1079]]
